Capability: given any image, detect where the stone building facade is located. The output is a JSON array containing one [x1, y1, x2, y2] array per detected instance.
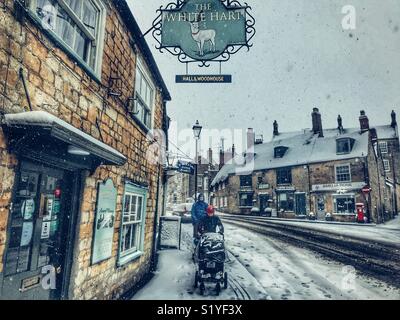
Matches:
[[0, 0, 170, 299], [211, 110, 399, 224]]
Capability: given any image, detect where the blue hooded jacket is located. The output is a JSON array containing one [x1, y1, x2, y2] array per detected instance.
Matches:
[[191, 194, 208, 225]]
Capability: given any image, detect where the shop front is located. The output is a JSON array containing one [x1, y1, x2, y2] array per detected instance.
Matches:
[[0, 111, 126, 300]]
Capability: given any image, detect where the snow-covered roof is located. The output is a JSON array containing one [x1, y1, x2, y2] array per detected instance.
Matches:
[[3, 111, 127, 163], [211, 127, 372, 186], [374, 125, 398, 140]]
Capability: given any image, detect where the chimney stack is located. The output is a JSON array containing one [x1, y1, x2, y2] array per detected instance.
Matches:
[[219, 149, 224, 169], [208, 148, 213, 165], [273, 120, 279, 136], [391, 110, 397, 128], [247, 128, 255, 150], [246, 128, 255, 163], [311, 108, 324, 137], [359, 110, 370, 132]]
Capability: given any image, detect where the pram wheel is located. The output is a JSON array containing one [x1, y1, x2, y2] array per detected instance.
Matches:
[[223, 272, 228, 289], [215, 283, 221, 296], [199, 283, 205, 296], [194, 271, 199, 288]]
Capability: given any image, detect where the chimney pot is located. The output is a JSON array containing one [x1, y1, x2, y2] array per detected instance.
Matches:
[[273, 120, 279, 136], [337, 115, 343, 133], [391, 110, 397, 128]]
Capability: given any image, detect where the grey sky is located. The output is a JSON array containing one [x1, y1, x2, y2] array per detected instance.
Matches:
[[128, 0, 399, 159]]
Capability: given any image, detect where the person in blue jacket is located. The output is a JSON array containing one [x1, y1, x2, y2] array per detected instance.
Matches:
[[191, 193, 208, 239]]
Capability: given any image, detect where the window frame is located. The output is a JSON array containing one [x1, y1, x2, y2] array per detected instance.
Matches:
[[335, 164, 352, 183], [336, 138, 351, 154], [379, 142, 388, 154], [274, 146, 288, 158], [276, 167, 292, 185], [28, 0, 106, 80], [240, 175, 252, 188], [333, 194, 356, 214], [133, 57, 156, 130], [117, 183, 148, 267], [383, 159, 391, 172], [239, 192, 253, 208]]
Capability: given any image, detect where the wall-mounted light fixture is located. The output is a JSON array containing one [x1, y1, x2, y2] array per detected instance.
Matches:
[[126, 97, 139, 115]]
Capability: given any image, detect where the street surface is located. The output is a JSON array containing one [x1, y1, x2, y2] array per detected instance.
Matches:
[[134, 223, 400, 300]]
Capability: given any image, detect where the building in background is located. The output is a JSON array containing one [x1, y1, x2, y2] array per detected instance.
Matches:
[[211, 109, 399, 223], [0, 0, 170, 299]]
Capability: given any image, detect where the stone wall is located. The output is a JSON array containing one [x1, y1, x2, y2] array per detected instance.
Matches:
[[0, 1, 166, 299]]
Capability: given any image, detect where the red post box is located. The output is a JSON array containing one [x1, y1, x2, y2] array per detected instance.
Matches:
[[356, 203, 365, 223]]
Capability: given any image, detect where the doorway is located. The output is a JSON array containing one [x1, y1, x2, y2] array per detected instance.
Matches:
[[1, 161, 74, 300], [294, 193, 307, 216], [259, 194, 270, 214]]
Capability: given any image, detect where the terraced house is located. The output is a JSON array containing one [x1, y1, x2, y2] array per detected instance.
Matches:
[[211, 109, 399, 224], [0, 0, 171, 299]]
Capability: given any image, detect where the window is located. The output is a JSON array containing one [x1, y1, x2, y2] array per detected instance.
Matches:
[[334, 195, 355, 214], [274, 146, 288, 158], [278, 192, 295, 212], [219, 197, 224, 208], [336, 164, 351, 182], [239, 193, 253, 207], [32, 0, 105, 75], [336, 138, 354, 154], [277, 168, 292, 185], [224, 197, 228, 207], [383, 159, 391, 172], [118, 184, 147, 266], [133, 59, 155, 129], [240, 175, 252, 187], [379, 142, 388, 154]]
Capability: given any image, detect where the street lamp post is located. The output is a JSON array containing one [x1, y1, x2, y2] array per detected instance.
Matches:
[[192, 120, 202, 200]]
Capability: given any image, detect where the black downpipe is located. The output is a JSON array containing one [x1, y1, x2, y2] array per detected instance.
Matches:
[[150, 164, 162, 272]]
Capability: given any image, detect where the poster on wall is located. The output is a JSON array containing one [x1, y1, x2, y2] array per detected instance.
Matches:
[[91, 179, 117, 265]]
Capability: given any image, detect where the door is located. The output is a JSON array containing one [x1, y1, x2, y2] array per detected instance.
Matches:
[[294, 193, 307, 216], [259, 194, 270, 213], [316, 195, 326, 220], [1, 161, 72, 300]]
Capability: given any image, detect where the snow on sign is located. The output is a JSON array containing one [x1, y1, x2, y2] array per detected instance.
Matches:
[[160, 216, 182, 249]]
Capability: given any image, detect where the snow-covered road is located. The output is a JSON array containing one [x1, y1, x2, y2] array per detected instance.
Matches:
[[133, 223, 400, 300]]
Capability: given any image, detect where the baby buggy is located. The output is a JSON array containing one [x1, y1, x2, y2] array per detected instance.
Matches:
[[194, 232, 228, 295]]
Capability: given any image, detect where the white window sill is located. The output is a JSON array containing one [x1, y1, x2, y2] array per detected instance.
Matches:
[[117, 250, 143, 267]]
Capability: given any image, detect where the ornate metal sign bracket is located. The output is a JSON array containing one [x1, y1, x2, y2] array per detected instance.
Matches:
[[148, 0, 255, 68]]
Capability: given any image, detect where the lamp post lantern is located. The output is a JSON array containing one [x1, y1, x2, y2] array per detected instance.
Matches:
[[192, 120, 202, 200]]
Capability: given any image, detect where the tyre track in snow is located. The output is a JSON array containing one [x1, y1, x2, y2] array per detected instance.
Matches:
[[221, 215, 400, 288]]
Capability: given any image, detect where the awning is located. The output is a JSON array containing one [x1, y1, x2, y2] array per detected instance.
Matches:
[[2, 111, 127, 170]]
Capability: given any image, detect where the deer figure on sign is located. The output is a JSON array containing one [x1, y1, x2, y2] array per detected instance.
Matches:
[[185, 11, 216, 57]]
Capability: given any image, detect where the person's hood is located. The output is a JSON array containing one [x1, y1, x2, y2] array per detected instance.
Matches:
[[197, 193, 205, 202]]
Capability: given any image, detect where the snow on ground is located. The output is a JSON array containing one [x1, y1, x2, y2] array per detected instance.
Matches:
[[231, 216, 400, 245], [223, 224, 400, 300], [133, 222, 400, 300], [134, 224, 269, 300]]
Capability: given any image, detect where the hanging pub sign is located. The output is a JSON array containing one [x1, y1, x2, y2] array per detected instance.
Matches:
[[91, 179, 117, 265], [177, 160, 195, 175], [149, 0, 255, 82]]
